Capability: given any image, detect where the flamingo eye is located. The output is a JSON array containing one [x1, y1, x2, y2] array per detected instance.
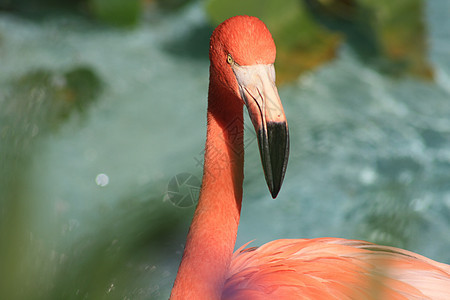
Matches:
[[227, 54, 233, 64]]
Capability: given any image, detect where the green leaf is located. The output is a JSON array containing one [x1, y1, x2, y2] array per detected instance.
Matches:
[[89, 0, 142, 27]]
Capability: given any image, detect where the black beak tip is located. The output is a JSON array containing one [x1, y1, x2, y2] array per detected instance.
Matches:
[[258, 121, 289, 199], [270, 185, 280, 199]]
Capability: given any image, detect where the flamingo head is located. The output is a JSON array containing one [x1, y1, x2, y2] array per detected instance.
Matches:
[[210, 16, 289, 198]]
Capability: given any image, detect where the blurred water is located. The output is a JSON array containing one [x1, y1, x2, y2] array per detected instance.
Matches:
[[1, 0, 449, 299]]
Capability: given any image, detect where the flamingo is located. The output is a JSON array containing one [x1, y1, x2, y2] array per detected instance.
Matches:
[[170, 16, 450, 299]]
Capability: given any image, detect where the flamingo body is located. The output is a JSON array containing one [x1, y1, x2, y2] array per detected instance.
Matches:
[[170, 15, 450, 299], [224, 238, 450, 299]]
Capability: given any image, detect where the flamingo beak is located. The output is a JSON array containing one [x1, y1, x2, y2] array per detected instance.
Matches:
[[232, 63, 289, 198]]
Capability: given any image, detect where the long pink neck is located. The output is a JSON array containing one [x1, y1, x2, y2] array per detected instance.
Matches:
[[170, 80, 244, 299]]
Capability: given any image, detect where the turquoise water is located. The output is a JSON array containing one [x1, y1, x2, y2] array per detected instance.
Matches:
[[1, 1, 449, 298]]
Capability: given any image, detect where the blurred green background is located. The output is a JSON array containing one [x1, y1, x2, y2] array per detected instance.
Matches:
[[1, 0, 449, 299]]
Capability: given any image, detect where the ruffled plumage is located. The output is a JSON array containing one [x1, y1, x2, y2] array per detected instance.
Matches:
[[223, 238, 450, 299]]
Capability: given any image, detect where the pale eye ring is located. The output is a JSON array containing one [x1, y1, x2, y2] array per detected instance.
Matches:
[[227, 54, 233, 64]]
